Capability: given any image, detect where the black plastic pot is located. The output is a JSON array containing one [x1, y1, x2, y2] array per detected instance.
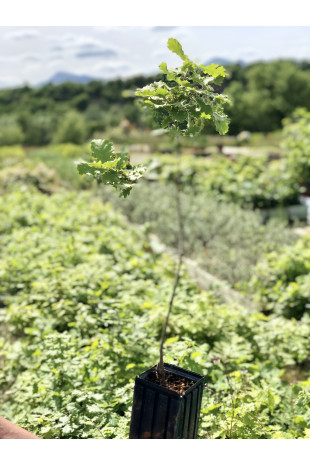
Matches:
[[129, 363, 204, 439]]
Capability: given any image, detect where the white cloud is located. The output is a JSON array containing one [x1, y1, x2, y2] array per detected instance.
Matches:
[[0, 26, 309, 88], [22, 54, 41, 63], [76, 49, 118, 59], [151, 26, 179, 33], [5, 29, 40, 40], [93, 60, 129, 71], [0, 53, 42, 64]]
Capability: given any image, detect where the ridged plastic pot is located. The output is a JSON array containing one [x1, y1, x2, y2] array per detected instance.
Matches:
[[129, 363, 204, 439]]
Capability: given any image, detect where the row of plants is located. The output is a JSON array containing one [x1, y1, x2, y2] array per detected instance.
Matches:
[[1, 187, 310, 438], [1, 149, 296, 290], [135, 108, 310, 212], [103, 182, 297, 287], [3, 105, 310, 212], [142, 153, 304, 211]]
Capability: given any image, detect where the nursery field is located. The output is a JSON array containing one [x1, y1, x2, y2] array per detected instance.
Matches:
[[1, 122, 310, 438], [1, 26, 310, 443], [1, 59, 310, 437], [1, 187, 310, 439]]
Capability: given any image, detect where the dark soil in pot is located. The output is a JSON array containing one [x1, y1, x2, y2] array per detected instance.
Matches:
[[146, 368, 195, 395], [129, 363, 204, 439]]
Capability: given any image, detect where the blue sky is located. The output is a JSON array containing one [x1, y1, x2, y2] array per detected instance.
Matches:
[[0, 26, 309, 88]]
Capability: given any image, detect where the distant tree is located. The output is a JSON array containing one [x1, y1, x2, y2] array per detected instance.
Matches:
[[54, 111, 87, 144], [0, 115, 24, 146], [18, 112, 56, 146], [226, 61, 310, 133]]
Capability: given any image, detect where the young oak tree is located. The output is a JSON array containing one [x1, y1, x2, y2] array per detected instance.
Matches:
[[77, 38, 230, 385]]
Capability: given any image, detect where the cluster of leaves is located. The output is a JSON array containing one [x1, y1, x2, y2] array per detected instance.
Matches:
[[136, 38, 230, 136], [1, 187, 310, 439], [250, 235, 310, 319], [77, 139, 145, 197]]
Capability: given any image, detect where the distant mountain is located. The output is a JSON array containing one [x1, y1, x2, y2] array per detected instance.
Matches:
[[40, 72, 101, 86]]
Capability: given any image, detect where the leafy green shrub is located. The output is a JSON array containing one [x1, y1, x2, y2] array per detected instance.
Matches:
[[0, 115, 24, 146], [78, 38, 232, 385], [282, 108, 310, 189], [18, 112, 56, 146], [54, 111, 87, 145], [0, 162, 64, 195], [199, 156, 303, 209], [250, 236, 310, 318]]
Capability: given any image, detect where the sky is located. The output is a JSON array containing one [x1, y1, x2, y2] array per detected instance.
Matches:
[[0, 26, 310, 88]]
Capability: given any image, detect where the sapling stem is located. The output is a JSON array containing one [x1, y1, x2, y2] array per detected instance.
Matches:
[[157, 140, 184, 384]]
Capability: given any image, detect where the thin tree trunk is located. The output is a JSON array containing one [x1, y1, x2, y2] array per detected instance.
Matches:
[[157, 144, 184, 384]]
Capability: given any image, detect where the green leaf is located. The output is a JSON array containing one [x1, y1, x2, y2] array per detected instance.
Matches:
[[213, 113, 229, 135], [159, 62, 168, 74], [62, 424, 73, 434], [77, 163, 92, 175], [167, 38, 187, 60], [200, 63, 227, 79], [170, 109, 187, 123], [91, 139, 114, 163]]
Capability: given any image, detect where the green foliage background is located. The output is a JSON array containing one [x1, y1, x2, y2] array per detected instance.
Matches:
[[0, 60, 310, 145], [1, 188, 310, 439]]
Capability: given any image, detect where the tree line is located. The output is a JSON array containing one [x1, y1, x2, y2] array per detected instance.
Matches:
[[0, 60, 310, 145]]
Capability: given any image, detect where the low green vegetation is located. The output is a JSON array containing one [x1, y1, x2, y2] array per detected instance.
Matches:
[[282, 108, 310, 190], [251, 236, 310, 319], [104, 182, 296, 287], [143, 153, 303, 210], [1, 188, 310, 439]]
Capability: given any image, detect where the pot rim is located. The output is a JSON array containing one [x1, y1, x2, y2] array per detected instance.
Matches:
[[136, 362, 204, 398]]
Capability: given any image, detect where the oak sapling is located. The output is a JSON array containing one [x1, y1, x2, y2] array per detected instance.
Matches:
[[77, 37, 230, 388]]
